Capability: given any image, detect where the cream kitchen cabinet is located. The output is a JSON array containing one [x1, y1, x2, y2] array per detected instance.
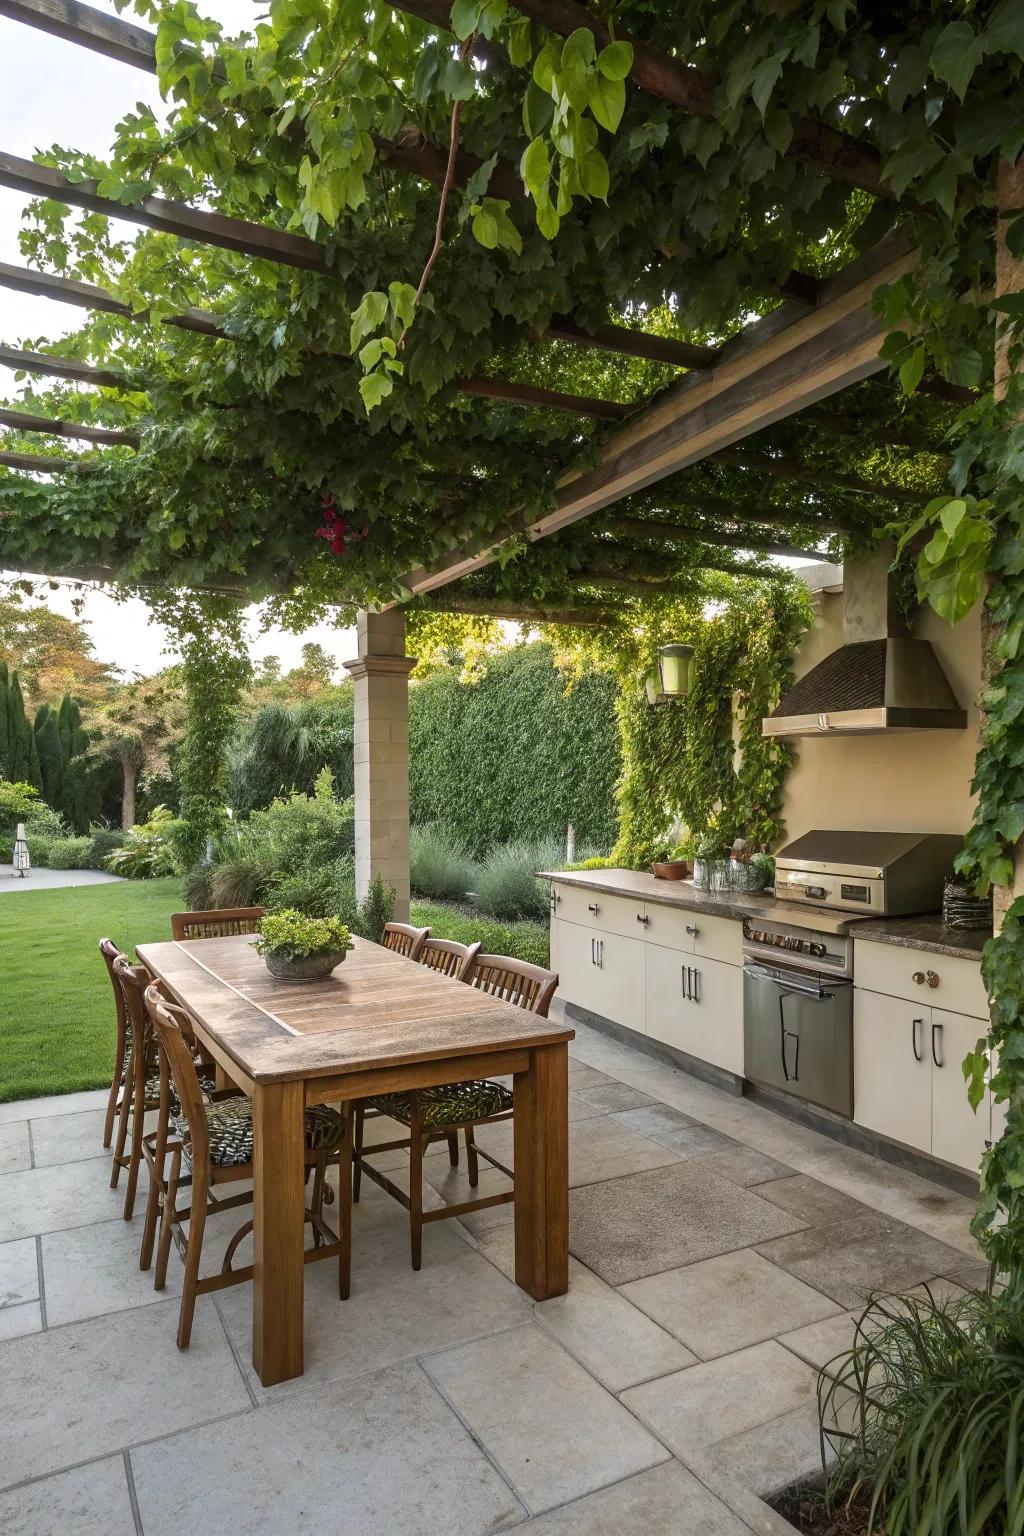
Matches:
[[854, 987, 991, 1173], [644, 941, 744, 1074], [550, 918, 647, 1034]]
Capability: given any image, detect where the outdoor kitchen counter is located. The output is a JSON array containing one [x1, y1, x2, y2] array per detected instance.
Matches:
[[539, 867, 776, 922], [850, 914, 988, 963]]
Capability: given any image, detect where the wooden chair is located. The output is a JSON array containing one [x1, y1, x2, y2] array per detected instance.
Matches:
[[353, 952, 559, 1270], [170, 907, 265, 941], [141, 985, 354, 1348], [99, 938, 129, 1150], [418, 935, 481, 980], [381, 922, 430, 960]]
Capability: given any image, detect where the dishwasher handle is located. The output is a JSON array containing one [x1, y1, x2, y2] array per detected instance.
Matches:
[[744, 962, 838, 1002]]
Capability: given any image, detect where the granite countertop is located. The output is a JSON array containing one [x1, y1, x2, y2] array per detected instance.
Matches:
[[850, 913, 989, 962], [542, 868, 991, 961], [539, 867, 778, 923]]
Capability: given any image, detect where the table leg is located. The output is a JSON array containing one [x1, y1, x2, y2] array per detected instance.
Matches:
[[252, 1080, 306, 1385], [513, 1042, 569, 1300]]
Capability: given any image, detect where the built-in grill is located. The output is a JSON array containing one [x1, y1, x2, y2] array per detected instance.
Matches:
[[742, 829, 960, 1119]]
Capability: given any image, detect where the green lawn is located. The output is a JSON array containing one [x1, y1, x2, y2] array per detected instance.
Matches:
[[0, 877, 186, 1103], [0, 880, 550, 1103]]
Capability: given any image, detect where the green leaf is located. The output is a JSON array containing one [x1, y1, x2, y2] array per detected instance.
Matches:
[[764, 108, 793, 155], [930, 20, 985, 100], [589, 73, 625, 133], [471, 202, 499, 248], [348, 290, 388, 353], [521, 137, 550, 198], [536, 201, 560, 239], [578, 148, 609, 200], [359, 371, 393, 413], [388, 281, 418, 329], [449, 0, 480, 40], [561, 27, 596, 70], [987, 0, 1024, 60], [750, 55, 783, 118], [358, 338, 384, 370], [532, 39, 560, 93], [898, 344, 925, 394], [506, 16, 532, 67], [464, 152, 498, 205], [939, 498, 968, 536], [597, 40, 633, 80]]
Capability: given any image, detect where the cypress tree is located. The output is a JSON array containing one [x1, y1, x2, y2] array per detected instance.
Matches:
[[0, 661, 11, 778], [6, 674, 35, 785], [34, 704, 65, 810], [57, 695, 100, 831]]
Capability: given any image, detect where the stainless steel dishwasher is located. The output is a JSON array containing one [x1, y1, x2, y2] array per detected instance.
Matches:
[[742, 915, 854, 1118]]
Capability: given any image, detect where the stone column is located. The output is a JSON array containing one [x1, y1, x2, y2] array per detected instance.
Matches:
[[343, 610, 415, 921]]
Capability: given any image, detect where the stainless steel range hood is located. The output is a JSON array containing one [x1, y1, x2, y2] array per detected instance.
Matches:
[[763, 547, 966, 737]]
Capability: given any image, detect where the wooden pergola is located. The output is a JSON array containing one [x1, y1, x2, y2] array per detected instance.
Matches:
[[0, 0, 969, 907]]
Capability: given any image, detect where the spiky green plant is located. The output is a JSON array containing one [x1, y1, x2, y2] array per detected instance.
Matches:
[[820, 1278, 1024, 1536]]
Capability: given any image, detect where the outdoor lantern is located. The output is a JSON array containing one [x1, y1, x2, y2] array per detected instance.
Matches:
[[11, 822, 30, 878], [647, 643, 694, 705]]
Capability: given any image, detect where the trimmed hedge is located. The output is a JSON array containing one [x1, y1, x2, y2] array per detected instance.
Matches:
[[409, 900, 549, 969], [409, 645, 619, 856]]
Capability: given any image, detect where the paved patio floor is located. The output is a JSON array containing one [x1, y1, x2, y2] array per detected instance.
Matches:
[[0, 1013, 986, 1535]]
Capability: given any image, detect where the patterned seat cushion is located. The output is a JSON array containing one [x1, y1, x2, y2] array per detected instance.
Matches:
[[369, 1080, 513, 1130], [174, 1100, 346, 1170]]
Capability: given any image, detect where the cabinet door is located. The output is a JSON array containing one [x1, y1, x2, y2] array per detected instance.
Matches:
[[553, 919, 646, 1033], [645, 943, 743, 1073], [929, 1009, 991, 1173], [854, 988, 931, 1153]]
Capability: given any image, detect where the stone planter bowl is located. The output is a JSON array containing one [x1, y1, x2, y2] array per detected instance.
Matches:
[[264, 950, 349, 983], [651, 860, 691, 880]]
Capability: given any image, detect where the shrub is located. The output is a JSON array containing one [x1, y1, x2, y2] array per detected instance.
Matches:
[[410, 900, 549, 969], [87, 827, 126, 869], [46, 836, 94, 870], [475, 836, 564, 922], [266, 858, 357, 922], [0, 781, 66, 842], [235, 769, 354, 873], [410, 823, 478, 901], [821, 1280, 1024, 1536], [351, 872, 395, 944], [185, 861, 215, 910], [254, 909, 354, 960], [210, 855, 275, 909], [104, 806, 180, 879]]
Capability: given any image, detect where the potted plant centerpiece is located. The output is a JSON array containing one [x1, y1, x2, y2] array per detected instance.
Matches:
[[254, 908, 355, 983]]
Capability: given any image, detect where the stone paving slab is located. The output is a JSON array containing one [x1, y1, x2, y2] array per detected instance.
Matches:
[[755, 1212, 977, 1309], [518, 1458, 752, 1534], [569, 1163, 808, 1285], [0, 1455, 137, 1536]]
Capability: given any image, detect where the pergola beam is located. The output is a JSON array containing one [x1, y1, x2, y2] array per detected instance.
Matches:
[[0, 261, 226, 335], [706, 447, 936, 502], [456, 377, 632, 421], [410, 593, 617, 625], [545, 317, 715, 370], [0, 448, 96, 471], [0, 152, 330, 272], [398, 234, 919, 596], [0, 343, 127, 389], [608, 517, 828, 561], [0, 0, 157, 68], [0, 406, 138, 445]]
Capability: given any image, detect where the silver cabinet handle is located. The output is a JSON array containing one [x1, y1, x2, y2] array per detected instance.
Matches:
[[587, 902, 600, 913], [590, 938, 603, 969], [636, 913, 649, 925], [680, 965, 702, 1002], [931, 1020, 944, 1068], [911, 1018, 924, 1062], [685, 923, 699, 937]]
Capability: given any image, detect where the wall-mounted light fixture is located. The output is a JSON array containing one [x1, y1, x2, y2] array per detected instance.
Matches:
[[646, 643, 694, 705]]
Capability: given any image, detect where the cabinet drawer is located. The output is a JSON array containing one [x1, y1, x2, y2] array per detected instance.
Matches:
[[552, 919, 646, 1033], [552, 884, 647, 940], [641, 904, 743, 965], [854, 938, 988, 1020]]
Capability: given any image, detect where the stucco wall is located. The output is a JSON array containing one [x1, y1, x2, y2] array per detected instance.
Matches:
[[777, 588, 982, 846]]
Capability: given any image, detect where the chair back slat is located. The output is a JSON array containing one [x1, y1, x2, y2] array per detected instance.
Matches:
[[171, 907, 265, 942], [112, 954, 156, 1066], [145, 985, 211, 1179], [99, 937, 128, 1042], [382, 922, 431, 960], [418, 936, 481, 982], [468, 953, 559, 1018]]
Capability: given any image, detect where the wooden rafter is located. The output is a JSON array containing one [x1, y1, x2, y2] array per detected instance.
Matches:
[[545, 317, 715, 370], [456, 377, 632, 420], [0, 406, 139, 445], [661, 491, 855, 535], [608, 517, 829, 562], [0, 448, 96, 471], [707, 446, 936, 502], [0, 344, 126, 389], [0, 261, 226, 335], [411, 593, 616, 625], [397, 234, 919, 596]]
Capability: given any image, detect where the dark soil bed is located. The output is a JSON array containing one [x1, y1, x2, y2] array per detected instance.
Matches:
[[771, 1483, 877, 1536]]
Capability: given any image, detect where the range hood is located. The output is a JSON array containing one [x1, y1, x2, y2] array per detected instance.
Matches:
[[763, 548, 967, 737]]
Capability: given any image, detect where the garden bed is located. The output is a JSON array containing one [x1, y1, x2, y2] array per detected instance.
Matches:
[[771, 1483, 873, 1536]]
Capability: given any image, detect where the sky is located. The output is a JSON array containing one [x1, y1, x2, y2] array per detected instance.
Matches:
[[0, 0, 356, 676]]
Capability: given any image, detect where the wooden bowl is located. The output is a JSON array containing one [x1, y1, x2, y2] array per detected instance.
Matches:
[[651, 860, 691, 881]]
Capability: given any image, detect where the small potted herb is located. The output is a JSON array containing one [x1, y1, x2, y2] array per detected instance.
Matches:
[[651, 834, 694, 881], [254, 908, 355, 983]]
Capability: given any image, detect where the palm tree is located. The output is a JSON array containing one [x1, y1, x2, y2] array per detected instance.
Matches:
[[83, 676, 186, 829]]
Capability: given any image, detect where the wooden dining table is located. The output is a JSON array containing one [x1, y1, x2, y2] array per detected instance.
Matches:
[[136, 932, 574, 1386]]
